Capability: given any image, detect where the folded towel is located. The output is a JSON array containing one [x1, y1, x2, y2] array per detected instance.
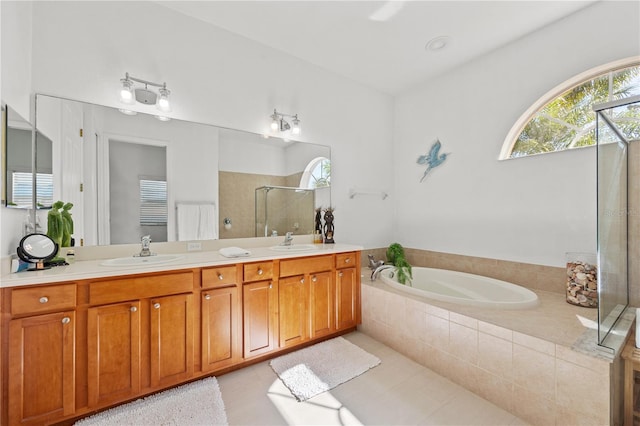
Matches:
[[219, 247, 251, 258]]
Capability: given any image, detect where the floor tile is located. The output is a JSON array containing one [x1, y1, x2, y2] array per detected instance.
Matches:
[[218, 331, 528, 425]]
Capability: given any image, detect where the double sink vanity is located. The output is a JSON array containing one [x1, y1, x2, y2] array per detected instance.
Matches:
[[0, 242, 362, 425]]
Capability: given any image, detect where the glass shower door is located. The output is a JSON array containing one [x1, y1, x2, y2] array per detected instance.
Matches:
[[595, 95, 639, 345]]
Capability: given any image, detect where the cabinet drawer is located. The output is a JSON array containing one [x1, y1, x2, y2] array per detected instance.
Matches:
[[336, 252, 357, 269], [89, 272, 194, 305], [243, 262, 273, 282], [11, 284, 76, 315], [280, 255, 333, 277], [202, 265, 238, 288]]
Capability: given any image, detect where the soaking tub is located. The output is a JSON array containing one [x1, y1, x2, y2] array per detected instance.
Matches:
[[379, 267, 538, 309]]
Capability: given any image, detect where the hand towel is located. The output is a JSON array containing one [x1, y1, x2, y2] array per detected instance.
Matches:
[[219, 247, 251, 258]]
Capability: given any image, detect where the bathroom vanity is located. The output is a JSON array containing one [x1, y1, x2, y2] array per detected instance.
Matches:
[[0, 245, 361, 425]]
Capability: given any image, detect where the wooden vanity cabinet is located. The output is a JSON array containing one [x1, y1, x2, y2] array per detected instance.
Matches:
[[5, 283, 77, 426], [335, 252, 360, 330], [85, 272, 194, 408], [201, 265, 242, 372], [242, 262, 279, 359], [279, 255, 334, 348], [1, 250, 361, 424]]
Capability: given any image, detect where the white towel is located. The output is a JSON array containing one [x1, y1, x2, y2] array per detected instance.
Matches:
[[219, 247, 251, 258], [177, 203, 218, 241]]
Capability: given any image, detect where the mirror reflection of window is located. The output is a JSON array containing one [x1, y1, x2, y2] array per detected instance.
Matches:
[[300, 157, 331, 189], [139, 178, 168, 226], [11, 172, 53, 208]]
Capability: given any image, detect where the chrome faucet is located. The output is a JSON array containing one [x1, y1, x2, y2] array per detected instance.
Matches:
[[281, 232, 294, 246], [371, 264, 395, 281], [367, 254, 385, 270], [138, 235, 152, 257]]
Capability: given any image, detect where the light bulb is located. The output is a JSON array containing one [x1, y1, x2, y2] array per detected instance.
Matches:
[[119, 79, 135, 104], [270, 115, 279, 131], [156, 87, 171, 113], [291, 116, 301, 135]]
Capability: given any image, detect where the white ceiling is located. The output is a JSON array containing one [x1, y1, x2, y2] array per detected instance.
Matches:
[[158, 1, 596, 95]]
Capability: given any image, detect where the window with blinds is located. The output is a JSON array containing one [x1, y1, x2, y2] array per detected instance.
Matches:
[[139, 179, 167, 225], [11, 172, 54, 208]]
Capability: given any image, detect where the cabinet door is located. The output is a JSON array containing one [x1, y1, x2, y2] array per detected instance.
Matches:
[[8, 311, 75, 425], [310, 271, 334, 338], [150, 293, 194, 387], [279, 275, 309, 348], [87, 301, 141, 407], [243, 280, 278, 358], [336, 268, 358, 330], [201, 286, 241, 372]]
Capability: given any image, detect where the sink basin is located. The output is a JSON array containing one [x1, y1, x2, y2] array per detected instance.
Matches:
[[269, 244, 317, 252], [101, 254, 184, 267]]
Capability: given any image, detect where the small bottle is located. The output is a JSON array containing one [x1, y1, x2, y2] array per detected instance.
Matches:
[[314, 231, 323, 244], [66, 249, 75, 264]]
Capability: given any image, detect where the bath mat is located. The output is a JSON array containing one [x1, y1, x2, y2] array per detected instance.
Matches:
[[74, 377, 228, 426], [270, 336, 381, 401]]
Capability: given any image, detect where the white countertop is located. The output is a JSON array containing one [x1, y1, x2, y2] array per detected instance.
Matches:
[[0, 243, 363, 288]]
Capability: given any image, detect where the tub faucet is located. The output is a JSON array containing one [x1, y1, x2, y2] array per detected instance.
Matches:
[[371, 264, 395, 281], [281, 232, 294, 246], [367, 254, 385, 270], [138, 235, 152, 257]]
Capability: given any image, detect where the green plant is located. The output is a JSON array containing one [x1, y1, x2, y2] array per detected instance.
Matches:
[[46, 201, 74, 249], [386, 242, 412, 285]]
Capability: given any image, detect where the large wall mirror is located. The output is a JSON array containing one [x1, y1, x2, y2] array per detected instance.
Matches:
[[2, 103, 53, 209], [32, 94, 331, 247]]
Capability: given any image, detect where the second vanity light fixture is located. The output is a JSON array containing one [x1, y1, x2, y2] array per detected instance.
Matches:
[[270, 109, 301, 135], [119, 72, 171, 119]]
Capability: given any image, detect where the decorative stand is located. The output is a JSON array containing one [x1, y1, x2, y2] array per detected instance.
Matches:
[[323, 208, 335, 244]]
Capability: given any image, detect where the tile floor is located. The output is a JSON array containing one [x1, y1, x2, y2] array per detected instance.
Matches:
[[217, 331, 528, 425]]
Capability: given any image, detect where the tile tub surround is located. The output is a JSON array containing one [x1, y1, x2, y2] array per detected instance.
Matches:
[[359, 278, 619, 426]]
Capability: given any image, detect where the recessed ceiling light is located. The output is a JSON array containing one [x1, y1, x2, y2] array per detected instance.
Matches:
[[425, 36, 450, 52]]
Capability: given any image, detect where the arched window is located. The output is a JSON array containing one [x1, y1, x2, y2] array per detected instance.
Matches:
[[501, 58, 640, 159], [299, 157, 331, 189]]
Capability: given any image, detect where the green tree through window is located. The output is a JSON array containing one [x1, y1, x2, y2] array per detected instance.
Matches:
[[507, 62, 640, 158]]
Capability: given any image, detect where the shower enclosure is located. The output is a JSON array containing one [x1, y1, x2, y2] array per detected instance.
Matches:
[[595, 94, 640, 346], [255, 186, 315, 237]]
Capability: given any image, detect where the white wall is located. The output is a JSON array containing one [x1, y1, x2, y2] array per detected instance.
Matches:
[[393, 1, 640, 267], [0, 0, 395, 256], [1, 1, 35, 256]]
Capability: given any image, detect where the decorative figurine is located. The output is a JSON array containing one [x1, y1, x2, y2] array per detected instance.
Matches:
[[323, 207, 335, 244], [417, 138, 449, 182], [314, 207, 323, 243]]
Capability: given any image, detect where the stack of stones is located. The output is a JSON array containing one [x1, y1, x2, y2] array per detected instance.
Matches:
[[566, 259, 598, 308]]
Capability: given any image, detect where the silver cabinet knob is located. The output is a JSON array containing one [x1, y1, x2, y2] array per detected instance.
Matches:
[[339, 272, 344, 277], [311, 276, 317, 282], [204, 294, 211, 300], [269, 283, 273, 289], [39, 296, 49, 304], [257, 268, 264, 275], [61, 317, 70, 324], [345, 258, 351, 263], [153, 302, 161, 309], [300, 278, 305, 284], [218, 273, 224, 280], [130, 306, 137, 313]]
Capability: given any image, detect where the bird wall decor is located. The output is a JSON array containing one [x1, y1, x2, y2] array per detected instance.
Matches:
[[417, 138, 449, 182]]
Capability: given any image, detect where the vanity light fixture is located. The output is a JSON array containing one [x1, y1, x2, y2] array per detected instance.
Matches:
[[270, 109, 301, 135], [119, 72, 172, 113]]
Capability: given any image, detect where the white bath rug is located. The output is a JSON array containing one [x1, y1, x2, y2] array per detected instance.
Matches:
[[74, 376, 228, 426], [270, 336, 381, 402]]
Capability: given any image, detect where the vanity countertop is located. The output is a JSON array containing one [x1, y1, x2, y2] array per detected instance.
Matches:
[[0, 243, 363, 288]]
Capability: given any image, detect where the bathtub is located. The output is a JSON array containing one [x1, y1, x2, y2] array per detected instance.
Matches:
[[379, 267, 539, 309]]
